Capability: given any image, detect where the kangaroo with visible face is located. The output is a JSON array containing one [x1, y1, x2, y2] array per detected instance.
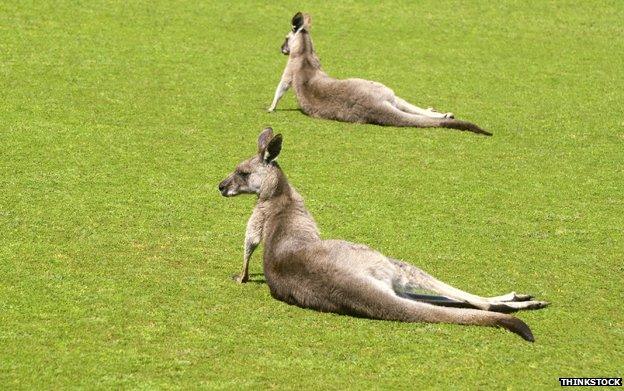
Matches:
[[267, 12, 492, 136], [218, 127, 548, 341]]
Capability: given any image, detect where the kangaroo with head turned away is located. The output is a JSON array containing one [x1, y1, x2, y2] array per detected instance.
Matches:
[[267, 12, 492, 136], [218, 128, 548, 341]]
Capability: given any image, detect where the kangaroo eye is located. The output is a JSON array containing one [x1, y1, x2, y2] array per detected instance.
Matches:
[[238, 172, 250, 178]]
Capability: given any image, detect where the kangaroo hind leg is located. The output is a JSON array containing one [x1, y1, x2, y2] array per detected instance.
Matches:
[[394, 97, 454, 119], [397, 292, 480, 309], [390, 261, 478, 309], [390, 259, 548, 313], [489, 292, 534, 302], [355, 275, 535, 341]]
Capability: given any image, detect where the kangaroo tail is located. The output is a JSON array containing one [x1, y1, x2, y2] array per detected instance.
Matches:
[[348, 287, 534, 341], [407, 117, 492, 136], [375, 108, 492, 136], [438, 119, 492, 136], [405, 301, 534, 342], [495, 315, 535, 342]]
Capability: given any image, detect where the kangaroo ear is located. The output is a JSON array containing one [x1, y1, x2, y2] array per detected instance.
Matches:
[[291, 12, 304, 32], [264, 134, 283, 162], [302, 13, 312, 30], [257, 127, 274, 155]]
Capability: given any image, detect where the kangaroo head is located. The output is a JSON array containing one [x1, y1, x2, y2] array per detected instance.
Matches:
[[280, 12, 312, 56], [218, 127, 283, 198]]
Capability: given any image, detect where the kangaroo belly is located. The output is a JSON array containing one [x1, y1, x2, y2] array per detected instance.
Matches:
[[263, 240, 398, 316], [295, 77, 396, 123], [264, 253, 344, 313]]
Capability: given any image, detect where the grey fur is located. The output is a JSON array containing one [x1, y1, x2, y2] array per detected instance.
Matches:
[[268, 13, 492, 136], [218, 128, 548, 341]]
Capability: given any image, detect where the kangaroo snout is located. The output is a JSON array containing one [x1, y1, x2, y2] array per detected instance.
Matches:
[[218, 179, 229, 196], [281, 37, 290, 55]]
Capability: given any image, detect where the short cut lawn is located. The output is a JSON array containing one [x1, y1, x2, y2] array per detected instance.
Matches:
[[1, 0, 622, 389]]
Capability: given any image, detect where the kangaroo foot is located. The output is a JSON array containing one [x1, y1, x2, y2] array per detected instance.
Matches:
[[489, 300, 549, 313], [490, 292, 534, 302], [426, 107, 454, 119], [232, 274, 249, 283]]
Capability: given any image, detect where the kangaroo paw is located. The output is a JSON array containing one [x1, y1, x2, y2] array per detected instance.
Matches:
[[510, 293, 534, 302]]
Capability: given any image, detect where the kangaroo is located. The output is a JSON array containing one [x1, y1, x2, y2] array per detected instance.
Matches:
[[268, 12, 491, 136], [218, 127, 548, 341]]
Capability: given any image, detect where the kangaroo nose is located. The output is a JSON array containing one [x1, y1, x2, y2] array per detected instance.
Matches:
[[218, 182, 225, 192]]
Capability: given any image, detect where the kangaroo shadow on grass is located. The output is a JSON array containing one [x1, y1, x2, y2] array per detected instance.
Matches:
[[248, 273, 266, 284]]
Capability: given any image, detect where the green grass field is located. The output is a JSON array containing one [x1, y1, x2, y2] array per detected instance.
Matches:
[[1, 1, 623, 389]]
